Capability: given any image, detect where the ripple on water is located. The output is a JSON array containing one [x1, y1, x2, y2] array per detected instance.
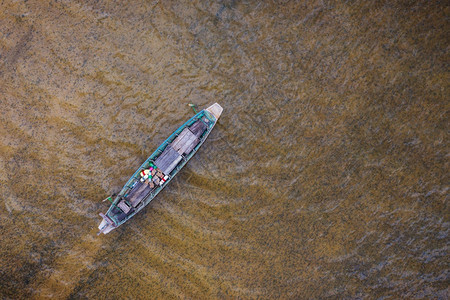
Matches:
[[0, 0, 448, 298]]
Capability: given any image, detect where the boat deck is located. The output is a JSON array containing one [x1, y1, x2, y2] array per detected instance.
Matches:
[[102, 108, 219, 228], [126, 181, 152, 207]]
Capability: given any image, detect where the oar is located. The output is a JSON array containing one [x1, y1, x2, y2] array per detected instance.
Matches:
[[102, 196, 113, 203], [102, 193, 117, 202], [188, 103, 198, 114], [102, 194, 122, 212]]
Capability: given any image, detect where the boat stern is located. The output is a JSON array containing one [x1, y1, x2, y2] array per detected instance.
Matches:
[[205, 103, 223, 121], [97, 213, 117, 235]]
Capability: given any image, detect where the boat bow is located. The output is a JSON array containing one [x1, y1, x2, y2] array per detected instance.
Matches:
[[205, 103, 223, 120]]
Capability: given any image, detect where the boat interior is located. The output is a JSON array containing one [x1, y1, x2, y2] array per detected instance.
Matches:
[[110, 118, 209, 221]]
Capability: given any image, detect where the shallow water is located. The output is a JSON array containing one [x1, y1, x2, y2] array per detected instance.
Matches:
[[0, 0, 448, 298]]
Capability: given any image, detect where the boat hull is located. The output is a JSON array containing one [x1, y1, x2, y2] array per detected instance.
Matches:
[[98, 103, 222, 234]]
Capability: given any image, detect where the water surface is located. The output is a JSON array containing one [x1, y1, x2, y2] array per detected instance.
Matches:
[[0, 1, 448, 298]]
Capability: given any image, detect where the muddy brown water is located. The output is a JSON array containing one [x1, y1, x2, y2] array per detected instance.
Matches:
[[0, 1, 448, 299]]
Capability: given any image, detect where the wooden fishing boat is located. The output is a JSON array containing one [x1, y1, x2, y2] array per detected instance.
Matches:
[[98, 103, 223, 235]]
